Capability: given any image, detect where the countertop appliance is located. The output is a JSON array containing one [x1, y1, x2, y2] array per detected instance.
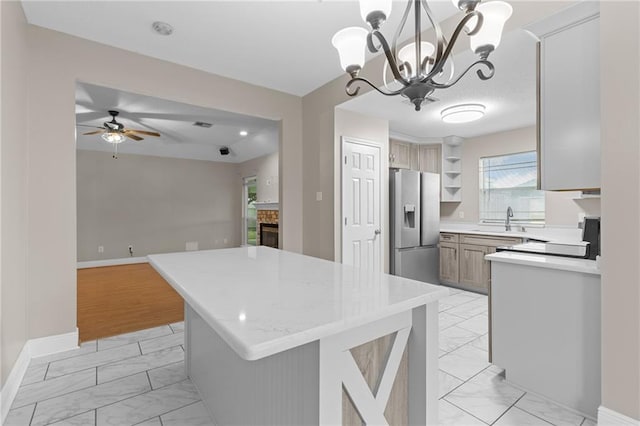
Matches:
[[497, 216, 600, 260], [389, 169, 440, 284]]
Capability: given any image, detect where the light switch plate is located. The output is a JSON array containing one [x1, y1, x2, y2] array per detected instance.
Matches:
[[316, 192, 323, 201]]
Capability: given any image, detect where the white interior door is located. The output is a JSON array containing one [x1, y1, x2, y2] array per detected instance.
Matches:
[[342, 138, 382, 273]]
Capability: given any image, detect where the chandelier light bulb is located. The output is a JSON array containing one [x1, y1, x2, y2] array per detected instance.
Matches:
[[397, 42, 436, 78], [467, 1, 513, 56], [441, 104, 486, 123], [332, 27, 369, 74]]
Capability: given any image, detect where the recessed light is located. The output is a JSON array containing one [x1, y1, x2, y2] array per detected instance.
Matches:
[[441, 104, 486, 123], [239, 130, 248, 137], [152, 21, 174, 36]]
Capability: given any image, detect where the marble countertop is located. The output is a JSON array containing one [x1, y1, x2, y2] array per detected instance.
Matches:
[[149, 247, 448, 361], [486, 251, 600, 275], [440, 222, 584, 244]]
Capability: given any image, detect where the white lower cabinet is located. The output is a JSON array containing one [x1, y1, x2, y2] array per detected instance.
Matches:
[[490, 259, 601, 417]]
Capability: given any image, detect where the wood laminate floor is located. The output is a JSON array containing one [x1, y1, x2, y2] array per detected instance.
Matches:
[[77, 263, 184, 342]]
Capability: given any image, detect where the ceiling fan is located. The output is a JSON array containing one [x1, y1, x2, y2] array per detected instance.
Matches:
[[80, 110, 161, 143]]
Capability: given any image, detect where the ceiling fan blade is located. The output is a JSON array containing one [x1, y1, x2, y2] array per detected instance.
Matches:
[[83, 130, 105, 135], [77, 124, 105, 129], [125, 133, 144, 141], [126, 129, 161, 137]]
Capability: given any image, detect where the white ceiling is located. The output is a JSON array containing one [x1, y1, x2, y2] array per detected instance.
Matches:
[[339, 29, 538, 141], [21, 0, 460, 96], [76, 82, 280, 163]]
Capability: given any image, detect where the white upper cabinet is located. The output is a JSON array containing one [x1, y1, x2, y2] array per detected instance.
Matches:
[[530, 2, 600, 191]]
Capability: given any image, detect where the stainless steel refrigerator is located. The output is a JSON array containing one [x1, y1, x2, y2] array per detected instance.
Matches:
[[389, 169, 440, 284]]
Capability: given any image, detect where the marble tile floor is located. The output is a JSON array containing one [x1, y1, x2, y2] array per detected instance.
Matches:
[[6, 289, 597, 425]]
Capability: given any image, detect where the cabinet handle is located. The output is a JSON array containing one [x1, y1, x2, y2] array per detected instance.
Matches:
[[454, 249, 457, 261]]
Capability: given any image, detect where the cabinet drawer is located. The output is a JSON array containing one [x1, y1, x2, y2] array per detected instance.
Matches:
[[460, 234, 522, 247], [440, 233, 459, 243]]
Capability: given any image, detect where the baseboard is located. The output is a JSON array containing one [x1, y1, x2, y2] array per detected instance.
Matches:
[[28, 329, 79, 358], [0, 344, 31, 423], [0, 328, 79, 423], [599, 406, 640, 425]]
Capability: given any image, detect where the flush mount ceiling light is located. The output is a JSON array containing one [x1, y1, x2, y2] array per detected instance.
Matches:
[[239, 130, 248, 137], [332, 0, 512, 111], [441, 103, 486, 123], [152, 21, 174, 36]]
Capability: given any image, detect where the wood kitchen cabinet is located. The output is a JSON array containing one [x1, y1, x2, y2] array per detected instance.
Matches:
[[459, 244, 489, 291], [439, 242, 459, 284], [418, 144, 441, 174], [531, 2, 600, 191], [389, 139, 411, 169], [439, 233, 522, 294]]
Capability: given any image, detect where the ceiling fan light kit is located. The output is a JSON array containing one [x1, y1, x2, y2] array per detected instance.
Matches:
[[332, 0, 512, 111], [80, 110, 162, 158]]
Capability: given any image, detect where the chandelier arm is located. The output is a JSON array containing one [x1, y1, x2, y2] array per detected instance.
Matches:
[[371, 31, 411, 85], [419, 0, 447, 66], [429, 59, 494, 89], [390, 0, 414, 60], [423, 10, 482, 81], [346, 77, 407, 98]]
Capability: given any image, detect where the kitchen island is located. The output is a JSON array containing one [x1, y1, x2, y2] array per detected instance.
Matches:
[[149, 247, 447, 425]]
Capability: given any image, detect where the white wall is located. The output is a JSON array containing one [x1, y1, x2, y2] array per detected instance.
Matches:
[[77, 151, 241, 261], [238, 152, 279, 203], [440, 126, 600, 226], [0, 0, 28, 385]]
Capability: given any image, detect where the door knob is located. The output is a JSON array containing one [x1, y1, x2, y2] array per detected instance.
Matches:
[[374, 229, 381, 235]]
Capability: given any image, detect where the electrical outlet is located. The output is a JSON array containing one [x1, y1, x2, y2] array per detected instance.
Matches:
[[186, 241, 198, 251], [223, 238, 228, 244], [458, 211, 465, 219], [316, 192, 323, 201], [98, 246, 104, 253]]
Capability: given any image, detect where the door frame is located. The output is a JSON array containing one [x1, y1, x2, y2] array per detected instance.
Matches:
[[340, 136, 384, 273], [242, 176, 257, 246]]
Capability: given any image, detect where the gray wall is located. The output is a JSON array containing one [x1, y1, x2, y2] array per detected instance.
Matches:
[[600, 1, 640, 420], [238, 151, 279, 203], [1, 0, 29, 384], [77, 151, 242, 261]]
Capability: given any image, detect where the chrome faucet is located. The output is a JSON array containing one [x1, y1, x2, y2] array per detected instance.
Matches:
[[506, 206, 514, 231]]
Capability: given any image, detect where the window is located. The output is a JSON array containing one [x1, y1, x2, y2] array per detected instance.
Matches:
[[479, 151, 545, 224]]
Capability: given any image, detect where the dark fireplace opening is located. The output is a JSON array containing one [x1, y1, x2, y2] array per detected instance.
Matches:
[[260, 223, 279, 249]]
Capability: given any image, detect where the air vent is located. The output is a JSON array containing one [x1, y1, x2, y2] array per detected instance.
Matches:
[[193, 121, 213, 128]]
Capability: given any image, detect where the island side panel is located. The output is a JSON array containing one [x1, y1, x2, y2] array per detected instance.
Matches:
[[186, 305, 320, 426], [408, 303, 439, 426]]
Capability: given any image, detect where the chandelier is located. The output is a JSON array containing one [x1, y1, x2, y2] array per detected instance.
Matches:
[[332, 0, 512, 111]]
